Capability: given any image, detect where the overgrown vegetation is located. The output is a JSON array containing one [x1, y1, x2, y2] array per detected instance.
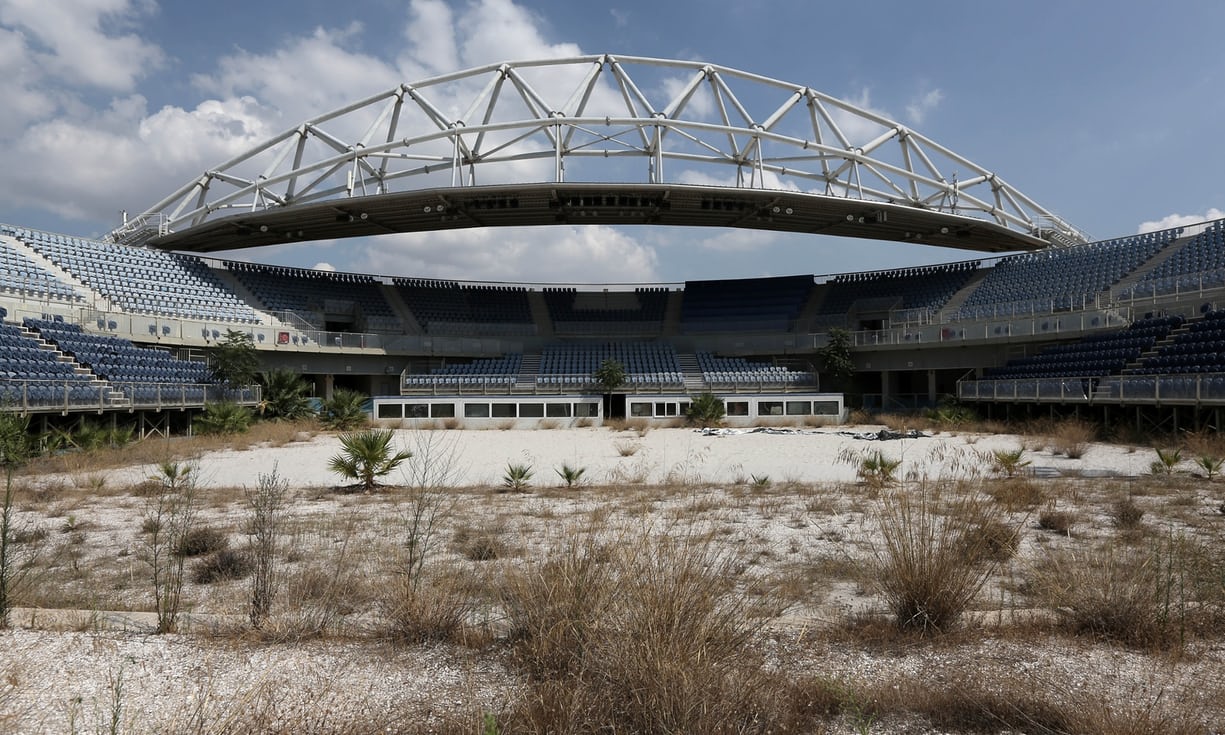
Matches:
[[208, 329, 261, 389], [193, 401, 253, 435], [318, 388, 369, 431], [591, 358, 627, 394], [258, 368, 315, 421], [686, 391, 725, 428], [141, 461, 198, 634]]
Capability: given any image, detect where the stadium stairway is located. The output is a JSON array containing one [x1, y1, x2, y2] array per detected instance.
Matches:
[[207, 267, 274, 323], [661, 291, 684, 336], [515, 352, 541, 390], [526, 292, 554, 338], [1108, 228, 1200, 294], [794, 285, 828, 331], [677, 353, 706, 392], [5, 236, 93, 305], [379, 285, 423, 334], [939, 268, 991, 316]]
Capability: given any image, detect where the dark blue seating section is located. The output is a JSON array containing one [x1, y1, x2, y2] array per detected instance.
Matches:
[[1123, 221, 1225, 298], [13, 228, 260, 323], [0, 228, 81, 302], [394, 279, 535, 336], [818, 262, 978, 315], [680, 275, 813, 333], [985, 316, 1181, 379], [1127, 309, 1225, 374], [696, 352, 813, 386], [0, 322, 105, 406], [543, 287, 668, 332], [403, 354, 522, 388], [538, 342, 681, 387], [228, 263, 399, 331], [957, 230, 1181, 318], [23, 318, 215, 403]]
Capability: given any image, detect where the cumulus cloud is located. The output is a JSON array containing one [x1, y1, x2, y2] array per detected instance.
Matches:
[[312, 262, 337, 272], [349, 225, 658, 283], [0, 0, 162, 91], [905, 87, 943, 124], [1138, 208, 1225, 234]]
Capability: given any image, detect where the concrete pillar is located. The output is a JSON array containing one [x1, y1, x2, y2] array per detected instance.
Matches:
[[927, 369, 938, 404]]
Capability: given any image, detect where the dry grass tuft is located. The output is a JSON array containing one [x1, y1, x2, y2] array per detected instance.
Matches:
[[870, 484, 1016, 633], [1049, 418, 1097, 459]]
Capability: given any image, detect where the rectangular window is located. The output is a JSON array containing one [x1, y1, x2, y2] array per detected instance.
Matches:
[[519, 403, 545, 418], [376, 403, 402, 419], [574, 402, 599, 417], [813, 400, 840, 416], [630, 402, 652, 417], [785, 401, 812, 416], [491, 403, 517, 418], [759, 401, 784, 416], [464, 403, 490, 418], [546, 403, 572, 418], [727, 401, 749, 416], [430, 403, 455, 418], [405, 403, 429, 418]]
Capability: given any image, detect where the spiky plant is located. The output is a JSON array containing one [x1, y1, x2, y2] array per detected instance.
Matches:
[[328, 429, 412, 491], [502, 463, 534, 492], [1150, 447, 1182, 476], [1193, 454, 1224, 480], [555, 463, 586, 488], [990, 447, 1031, 478], [193, 401, 253, 435]]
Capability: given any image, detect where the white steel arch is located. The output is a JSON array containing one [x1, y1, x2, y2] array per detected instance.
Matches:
[[111, 54, 1085, 249]]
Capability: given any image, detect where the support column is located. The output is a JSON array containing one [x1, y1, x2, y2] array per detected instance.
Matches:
[[927, 369, 938, 405]]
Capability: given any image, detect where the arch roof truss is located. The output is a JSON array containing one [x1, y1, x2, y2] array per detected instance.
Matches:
[[111, 54, 1085, 251]]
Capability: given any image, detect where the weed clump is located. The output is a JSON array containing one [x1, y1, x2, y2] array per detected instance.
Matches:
[[193, 549, 253, 584]]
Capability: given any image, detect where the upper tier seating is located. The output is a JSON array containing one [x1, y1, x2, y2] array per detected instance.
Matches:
[[543, 287, 668, 333], [680, 275, 814, 333], [228, 263, 399, 331], [0, 229, 82, 302], [956, 230, 1182, 318], [1122, 220, 1225, 298], [12, 228, 260, 323], [394, 279, 535, 336], [818, 262, 979, 316]]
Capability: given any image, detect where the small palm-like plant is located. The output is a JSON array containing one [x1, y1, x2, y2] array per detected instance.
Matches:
[[686, 392, 726, 428], [329, 429, 411, 491], [1193, 454, 1224, 480], [750, 474, 771, 488], [1150, 447, 1182, 476], [503, 463, 533, 492], [555, 463, 585, 488], [858, 450, 901, 487], [990, 447, 1031, 478]]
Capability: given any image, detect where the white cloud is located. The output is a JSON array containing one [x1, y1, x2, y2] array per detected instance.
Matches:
[[905, 87, 943, 124], [312, 262, 337, 272], [1138, 208, 1225, 234], [0, 0, 162, 91], [350, 225, 658, 283]]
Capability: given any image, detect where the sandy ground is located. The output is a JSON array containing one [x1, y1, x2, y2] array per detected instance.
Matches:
[[88, 425, 1158, 491], [3, 425, 1223, 734]]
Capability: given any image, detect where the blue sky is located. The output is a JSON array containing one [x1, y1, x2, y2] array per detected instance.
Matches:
[[0, 0, 1222, 284]]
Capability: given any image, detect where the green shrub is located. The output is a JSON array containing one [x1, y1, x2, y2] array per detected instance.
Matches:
[[193, 401, 253, 435], [319, 389, 368, 431], [686, 392, 726, 428], [193, 549, 253, 584], [174, 527, 229, 557]]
